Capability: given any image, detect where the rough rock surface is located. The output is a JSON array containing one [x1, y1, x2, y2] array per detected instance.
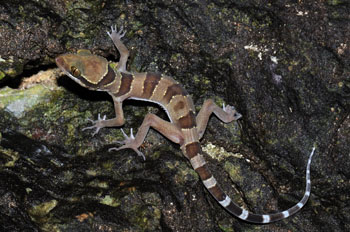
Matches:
[[0, 1, 349, 231]]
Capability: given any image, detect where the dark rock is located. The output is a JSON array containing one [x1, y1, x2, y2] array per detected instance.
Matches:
[[0, 1, 349, 231]]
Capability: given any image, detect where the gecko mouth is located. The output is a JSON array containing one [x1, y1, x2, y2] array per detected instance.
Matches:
[[55, 56, 67, 71]]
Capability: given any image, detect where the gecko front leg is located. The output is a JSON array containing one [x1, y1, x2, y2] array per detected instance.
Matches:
[[107, 25, 129, 72], [83, 99, 125, 135]]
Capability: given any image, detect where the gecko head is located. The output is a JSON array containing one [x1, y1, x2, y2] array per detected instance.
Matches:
[[55, 50, 110, 89]]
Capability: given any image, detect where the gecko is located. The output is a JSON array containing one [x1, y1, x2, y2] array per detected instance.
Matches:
[[55, 25, 316, 223]]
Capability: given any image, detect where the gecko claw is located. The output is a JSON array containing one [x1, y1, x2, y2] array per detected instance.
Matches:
[[222, 103, 242, 121], [107, 25, 126, 40], [82, 113, 107, 136], [108, 128, 145, 160]]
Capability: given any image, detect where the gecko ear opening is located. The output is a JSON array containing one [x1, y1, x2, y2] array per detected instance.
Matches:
[[71, 66, 81, 77]]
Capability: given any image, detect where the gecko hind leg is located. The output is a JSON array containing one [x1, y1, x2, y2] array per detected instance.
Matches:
[[109, 113, 184, 160], [196, 99, 242, 139]]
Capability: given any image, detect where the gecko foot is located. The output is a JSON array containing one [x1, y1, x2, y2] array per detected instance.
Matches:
[[222, 103, 242, 122], [109, 128, 145, 160], [82, 113, 107, 136], [107, 25, 126, 40]]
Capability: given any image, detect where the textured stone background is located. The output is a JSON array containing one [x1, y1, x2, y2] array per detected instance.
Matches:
[[0, 1, 349, 231]]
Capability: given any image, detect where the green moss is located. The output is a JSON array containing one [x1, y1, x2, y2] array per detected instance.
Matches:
[[118, 191, 162, 230], [327, 0, 344, 5], [0, 85, 52, 118], [175, 162, 197, 185], [245, 188, 264, 204], [102, 160, 115, 171], [87, 179, 109, 189], [162, 159, 198, 186], [133, 206, 161, 230], [62, 170, 74, 184], [5, 67, 18, 77], [224, 161, 244, 185], [0, 70, 5, 80], [100, 195, 120, 207], [130, 20, 144, 31], [109, 61, 119, 70], [0, 56, 24, 77], [0, 148, 19, 167], [28, 199, 58, 218], [203, 142, 243, 162], [0, 84, 108, 156], [150, 149, 162, 160], [218, 222, 235, 232], [86, 169, 97, 176]]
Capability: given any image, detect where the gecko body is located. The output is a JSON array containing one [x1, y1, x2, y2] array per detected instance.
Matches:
[[56, 25, 315, 223]]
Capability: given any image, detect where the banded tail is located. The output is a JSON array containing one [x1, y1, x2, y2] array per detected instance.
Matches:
[[183, 141, 316, 224]]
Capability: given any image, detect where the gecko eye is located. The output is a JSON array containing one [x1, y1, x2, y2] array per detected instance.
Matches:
[[71, 66, 81, 77]]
